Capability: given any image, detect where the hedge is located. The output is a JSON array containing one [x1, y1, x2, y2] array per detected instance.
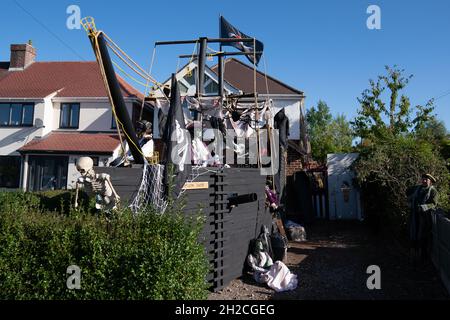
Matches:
[[0, 191, 210, 300]]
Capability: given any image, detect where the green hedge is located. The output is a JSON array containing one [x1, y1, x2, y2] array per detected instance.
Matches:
[[354, 136, 450, 233], [0, 191, 210, 300]]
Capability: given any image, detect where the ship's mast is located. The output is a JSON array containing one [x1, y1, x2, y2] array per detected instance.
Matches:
[[82, 18, 144, 164]]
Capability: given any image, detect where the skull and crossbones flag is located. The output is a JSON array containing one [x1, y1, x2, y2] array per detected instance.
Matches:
[[220, 16, 264, 66]]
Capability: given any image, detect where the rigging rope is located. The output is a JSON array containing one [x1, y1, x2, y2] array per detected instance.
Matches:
[[253, 37, 261, 168], [103, 33, 169, 102], [139, 46, 157, 121], [112, 60, 151, 87]]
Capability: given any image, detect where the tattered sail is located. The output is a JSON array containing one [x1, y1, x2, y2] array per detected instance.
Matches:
[[163, 74, 191, 197]]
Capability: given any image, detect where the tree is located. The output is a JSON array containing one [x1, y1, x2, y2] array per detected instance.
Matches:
[[354, 135, 449, 233], [415, 118, 450, 170], [331, 114, 354, 153], [352, 66, 449, 234], [307, 100, 354, 163], [352, 65, 435, 142]]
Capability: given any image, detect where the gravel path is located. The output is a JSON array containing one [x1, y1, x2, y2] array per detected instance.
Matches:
[[208, 221, 449, 300]]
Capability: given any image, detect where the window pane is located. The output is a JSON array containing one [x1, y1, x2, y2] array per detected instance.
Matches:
[[61, 104, 70, 128], [10, 104, 22, 126], [111, 114, 117, 129], [0, 156, 21, 188], [22, 104, 34, 125], [205, 81, 219, 94], [178, 82, 188, 94], [40, 158, 56, 191], [184, 71, 196, 86], [91, 157, 99, 166], [0, 104, 10, 126], [70, 104, 80, 128]]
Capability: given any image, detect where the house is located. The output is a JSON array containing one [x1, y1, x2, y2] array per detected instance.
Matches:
[[0, 43, 152, 191], [151, 57, 310, 177]]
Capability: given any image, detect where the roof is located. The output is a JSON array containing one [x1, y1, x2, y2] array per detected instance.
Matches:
[[0, 61, 143, 99], [0, 62, 9, 80], [19, 132, 121, 154], [211, 58, 304, 96], [157, 60, 240, 96]]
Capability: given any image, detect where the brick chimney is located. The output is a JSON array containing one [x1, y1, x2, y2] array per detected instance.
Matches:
[[9, 42, 36, 70]]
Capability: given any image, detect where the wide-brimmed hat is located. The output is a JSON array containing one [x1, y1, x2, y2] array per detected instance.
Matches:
[[422, 173, 437, 183]]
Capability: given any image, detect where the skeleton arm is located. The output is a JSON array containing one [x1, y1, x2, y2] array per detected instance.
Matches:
[[74, 180, 82, 208], [103, 174, 121, 204]]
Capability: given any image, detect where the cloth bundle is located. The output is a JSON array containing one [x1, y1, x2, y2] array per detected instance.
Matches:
[[247, 242, 297, 292]]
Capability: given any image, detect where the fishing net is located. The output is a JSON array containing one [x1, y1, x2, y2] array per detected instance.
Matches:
[[129, 161, 167, 214]]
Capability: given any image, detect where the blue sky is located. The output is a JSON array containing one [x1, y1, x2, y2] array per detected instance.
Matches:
[[1, 0, 449, 129]]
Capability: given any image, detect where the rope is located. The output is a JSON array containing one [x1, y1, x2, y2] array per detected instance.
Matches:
[[106, 43, 156, 84], [253, 37, 261, 168], [112, 60, 151, 87], [103, 33, 169, 102], [207, 46, 223, 54], [187, 41, 199, 77], [263, 55, 272, 102], [149, 45, 157, 76], [262, 56, 277, 189], [103, 32, 157, 83], [176, 58, 181, 74], [139, 46, 157, 121]]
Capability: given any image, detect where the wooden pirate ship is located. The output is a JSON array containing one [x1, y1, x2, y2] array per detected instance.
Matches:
[[80, 17, 287, 291]]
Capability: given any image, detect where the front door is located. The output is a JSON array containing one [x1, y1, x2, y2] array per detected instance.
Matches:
[[28, 156, 68, 191], [327, 153, 362, 220]]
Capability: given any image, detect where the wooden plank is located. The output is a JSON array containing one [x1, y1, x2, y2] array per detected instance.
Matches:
[[180, 167, 268, 291]]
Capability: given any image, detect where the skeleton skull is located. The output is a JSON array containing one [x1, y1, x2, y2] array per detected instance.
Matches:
[[76, 157, 94, 176]]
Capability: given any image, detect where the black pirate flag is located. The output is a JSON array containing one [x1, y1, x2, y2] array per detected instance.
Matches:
[[220, 16, 264, 66]]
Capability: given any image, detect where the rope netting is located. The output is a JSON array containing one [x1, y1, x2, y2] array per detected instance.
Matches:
[[129, 162, 167, 214]]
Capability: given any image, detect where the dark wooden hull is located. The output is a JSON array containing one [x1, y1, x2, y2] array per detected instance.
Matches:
[[95, 166, 271, 292]]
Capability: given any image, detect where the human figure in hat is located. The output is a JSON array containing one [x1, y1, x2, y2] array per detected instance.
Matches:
[[407, 173, 438, 265]]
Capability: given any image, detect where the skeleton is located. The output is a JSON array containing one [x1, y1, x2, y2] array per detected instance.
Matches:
[[74, 157, 121, 210]]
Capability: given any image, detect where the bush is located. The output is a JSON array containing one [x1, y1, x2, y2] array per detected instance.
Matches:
[[354, 136, 450, 234], [0, 192, 210, 300], [0, 190, 93, 216]]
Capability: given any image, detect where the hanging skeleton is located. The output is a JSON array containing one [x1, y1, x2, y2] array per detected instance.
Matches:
[[74, 157, 121, 210]]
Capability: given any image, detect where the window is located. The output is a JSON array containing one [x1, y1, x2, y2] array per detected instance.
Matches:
[[28, 156, 68, 191], [205, 80, 219, 94], [0, 156, 21, 188], [0, 103, 34, 127], [178, 81, 189, 95], [184, 70, 196, 86], [180, 70, 219, 96], [92, 157, 99, 166], [111, 114, 117, 129], [60, 103, 80, 129]]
